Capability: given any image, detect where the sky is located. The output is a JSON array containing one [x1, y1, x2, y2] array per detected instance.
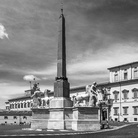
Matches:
[[0, 0, 138, 108]]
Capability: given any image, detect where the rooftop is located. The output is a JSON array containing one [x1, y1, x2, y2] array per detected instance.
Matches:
[[108, 61, 138, 70], [0, 110, 32, 116], [8, 96, 31, 102]]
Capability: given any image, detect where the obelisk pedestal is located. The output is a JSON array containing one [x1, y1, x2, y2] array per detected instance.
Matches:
[[31, 108, 49, 129], [72, 107, 100, 131], [50, 78, 72, 108], [48, 78, 73, 130]]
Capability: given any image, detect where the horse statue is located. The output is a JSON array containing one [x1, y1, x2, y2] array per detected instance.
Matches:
[[42, 89, 51, 107], [31, 88, 44, 108], [72, 92, 89, 107], [72, 82, 98, 107]]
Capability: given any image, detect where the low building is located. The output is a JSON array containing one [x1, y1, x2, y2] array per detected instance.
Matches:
[[7, 96, 33, 111], [5, 86, 35, 111], [3, 83, 45, 125], [0, 110, 31, 125]]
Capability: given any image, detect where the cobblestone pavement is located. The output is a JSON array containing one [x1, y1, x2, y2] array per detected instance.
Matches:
[[0, 123, 137, 138]]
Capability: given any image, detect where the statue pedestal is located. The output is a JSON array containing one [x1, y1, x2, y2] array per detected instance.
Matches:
[[49, 97, 73, 108], [47, 97, 73, 130], [47, 107, 72, 130], [31, 105, 100, 131], [72, 107, 100, 131], [31, 106, 100, 131], [31, 108, 49, 129]]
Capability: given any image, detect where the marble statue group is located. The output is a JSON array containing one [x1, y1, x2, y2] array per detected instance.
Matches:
[[31, 81, 110, 108], [72, 82, 111, 107], [31, 83, 51, 108]]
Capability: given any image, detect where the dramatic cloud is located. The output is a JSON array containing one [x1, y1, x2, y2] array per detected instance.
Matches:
[[0, 23, 8, 39], [23, 75, 40, 81], [0, 0, 138, 108]]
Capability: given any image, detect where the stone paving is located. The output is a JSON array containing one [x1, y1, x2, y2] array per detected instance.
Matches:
[[0, 124, 133, 138]]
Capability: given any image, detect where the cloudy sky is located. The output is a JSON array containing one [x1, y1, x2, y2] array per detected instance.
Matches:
[[0, 0, 138, 108]]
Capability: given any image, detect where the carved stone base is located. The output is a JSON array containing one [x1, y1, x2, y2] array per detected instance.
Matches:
[[31, 108, 49, 129], [48, 108, 72, 130], [49, 97, 73, 108], [72, 107, 100, 131], [31, 106, 100, 131]]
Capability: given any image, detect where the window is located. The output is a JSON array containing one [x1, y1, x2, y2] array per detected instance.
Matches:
[[134, 92, 138, 98], [13, 116, 17, 119], [124, 70, 128, 80], [10, 104, 12, 109], [113, 91, 119, 101], [114, 107, 119, 115], [122, 89, 129, 100], [124, 118, 128, 122], [21, 103, 23, 108], [114, 93, 118, 101], [18, 103, 20, 108], [115, 118, 118, 121], [123, 92, 128, 99], [23, 116, 27, 119], [24, 103, 26, 108], [27, 102, 30, 107], [43, 100, 46, 106], [4, 116, 8, 119], [123, 107, 128, 115], [132, 88, 138, 99], [134, 67, 138, 78], [15, 103, 17, 108], [10, 104, 14, 109], [6, 106, 9, 110], [133, 106, 138, 115], [114, 72, 118, 82], [134, 118, 137, 121], [12, 104, 14, 109]]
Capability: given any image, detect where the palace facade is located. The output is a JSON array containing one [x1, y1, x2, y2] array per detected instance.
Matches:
[[70, 61, 138, 122], [108, 61, 138, 122]]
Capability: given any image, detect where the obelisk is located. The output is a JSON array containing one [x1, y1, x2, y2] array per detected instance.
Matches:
[[54, 8, 69, 98], [48, 7, 73, 130], [49, 8, 72, 108]]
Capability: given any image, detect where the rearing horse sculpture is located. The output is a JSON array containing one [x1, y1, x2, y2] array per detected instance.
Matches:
[[72, 82, 98, 107], [31, 88, 44, 107]]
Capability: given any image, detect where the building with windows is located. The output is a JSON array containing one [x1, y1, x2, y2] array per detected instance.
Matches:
[[108, 61, 138, 122], [5, 84, 36, 111], [6, 96, 33, 111], [0, 110, 31, 125], [69, 61, 138, 122], [3, 83, 45, 125], [3, 61, 138, 124]]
